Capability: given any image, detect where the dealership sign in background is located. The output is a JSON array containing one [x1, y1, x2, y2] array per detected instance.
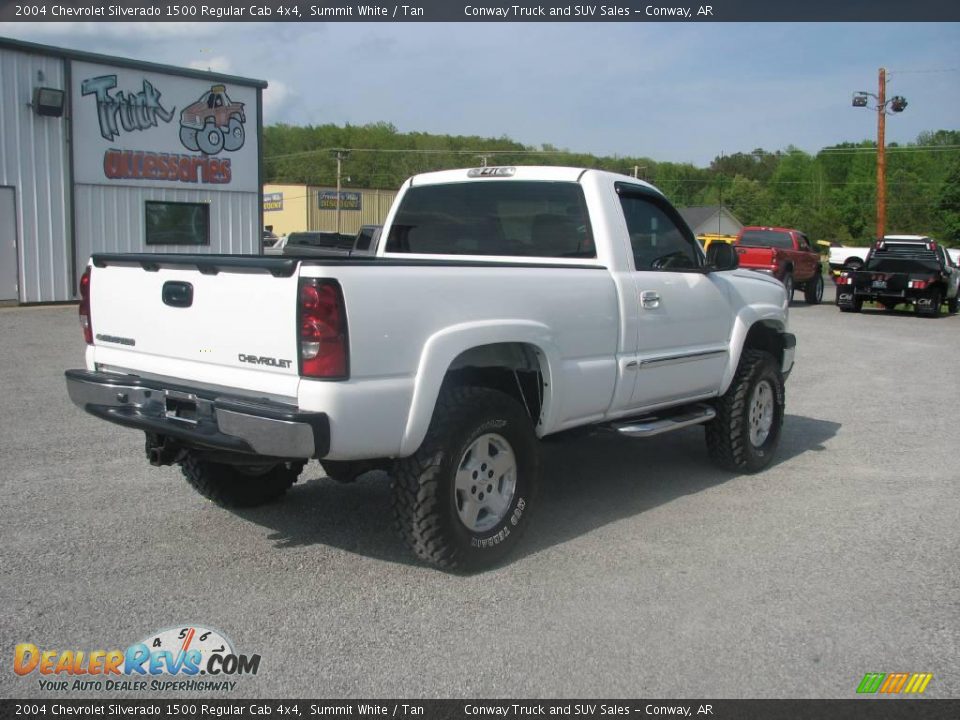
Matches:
[[263, 192, 283, 211], [318, 191, 361, 211], [71, 61, 259, 192]]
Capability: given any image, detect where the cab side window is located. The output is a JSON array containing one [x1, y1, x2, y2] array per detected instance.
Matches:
[[619, 193, 699, 271]]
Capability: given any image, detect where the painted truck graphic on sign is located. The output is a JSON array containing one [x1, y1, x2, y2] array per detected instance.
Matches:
[[178, 85, 246, 155]]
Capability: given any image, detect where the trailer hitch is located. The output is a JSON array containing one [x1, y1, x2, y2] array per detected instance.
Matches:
[[144, 433, 185, 467]]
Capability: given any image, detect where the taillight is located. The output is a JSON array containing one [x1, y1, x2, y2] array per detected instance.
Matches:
[[298, 278, 348, 379], [909, 279, 928, 289], [78, 267, 93, 344]]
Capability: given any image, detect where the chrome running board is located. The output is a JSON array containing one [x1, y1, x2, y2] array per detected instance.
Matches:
[[611, 404, 717, 438]]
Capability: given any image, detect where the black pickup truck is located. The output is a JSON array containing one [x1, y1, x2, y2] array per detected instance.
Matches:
[[835, 237, 960, 317]]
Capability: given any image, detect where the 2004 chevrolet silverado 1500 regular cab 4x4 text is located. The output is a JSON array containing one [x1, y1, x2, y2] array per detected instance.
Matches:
[[66, 167, 795, 570]]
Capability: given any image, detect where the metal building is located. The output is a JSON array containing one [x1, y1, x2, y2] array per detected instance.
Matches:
[[0, 37, 266, 304], [677, 205, 744, 238], [262, 184, 398, 237]]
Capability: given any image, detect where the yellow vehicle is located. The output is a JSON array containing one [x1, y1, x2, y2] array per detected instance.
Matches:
[[697, 233, 737, 251]]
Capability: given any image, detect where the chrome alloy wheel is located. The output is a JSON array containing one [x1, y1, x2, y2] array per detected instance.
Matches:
[[748, 379, 775, 447], [454, 433, 517, 533]]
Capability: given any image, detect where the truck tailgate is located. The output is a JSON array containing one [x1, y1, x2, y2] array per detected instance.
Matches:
[[734, 246, 776, 267], [87, 255, 302, 400]]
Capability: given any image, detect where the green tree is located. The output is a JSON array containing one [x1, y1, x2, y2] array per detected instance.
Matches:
[[938, 158, 960, 245]]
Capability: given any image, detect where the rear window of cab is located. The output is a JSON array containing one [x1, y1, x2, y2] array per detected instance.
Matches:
[[385, 181, 595, 258], [738, 230, 794, 249]]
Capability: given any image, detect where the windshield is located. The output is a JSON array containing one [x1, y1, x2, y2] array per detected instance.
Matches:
[[738, 230, 794, 249], [385, 181, 595, 258]]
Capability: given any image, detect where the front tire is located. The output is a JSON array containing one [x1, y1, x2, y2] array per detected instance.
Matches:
[[782, 273, 794, 303], [803, 271, 824, 304], [180, 453, 302, 507], [392, 387, 539, 572], [705, 349, 785, 473], [947, 296, 958, 314]]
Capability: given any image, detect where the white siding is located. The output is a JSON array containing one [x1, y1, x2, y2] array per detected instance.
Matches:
[[74, 185, 258, 267], [0, 47, 71, 303]]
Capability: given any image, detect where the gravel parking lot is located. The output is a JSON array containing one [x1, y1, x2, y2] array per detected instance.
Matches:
[[1, 285, 958, 699]]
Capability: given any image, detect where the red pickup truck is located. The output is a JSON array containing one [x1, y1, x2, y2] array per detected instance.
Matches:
[[734, 226, 824, 304]]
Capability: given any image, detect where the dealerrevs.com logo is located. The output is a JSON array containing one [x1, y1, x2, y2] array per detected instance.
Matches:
[[14, 626, 260, 693]]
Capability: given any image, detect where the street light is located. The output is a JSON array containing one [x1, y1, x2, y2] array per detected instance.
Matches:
[[851, 68, 908, 240]]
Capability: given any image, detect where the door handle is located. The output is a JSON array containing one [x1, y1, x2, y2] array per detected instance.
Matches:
[[640, 290, 660, 309]]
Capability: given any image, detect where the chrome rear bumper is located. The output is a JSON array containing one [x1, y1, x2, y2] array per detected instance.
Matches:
[[65, 369, 329, 459]]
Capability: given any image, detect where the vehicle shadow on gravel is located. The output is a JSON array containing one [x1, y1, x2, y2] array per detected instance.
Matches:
[[232, 413, 840, 568], [515, 413, 840, 561], [846, 308, 958, 320]]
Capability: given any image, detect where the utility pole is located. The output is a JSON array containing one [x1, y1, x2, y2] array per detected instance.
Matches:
[[876, 68, 886, 240], [477, 154, 490, 168], [852, 70, 907, 241], [330, 149, 350, 234]]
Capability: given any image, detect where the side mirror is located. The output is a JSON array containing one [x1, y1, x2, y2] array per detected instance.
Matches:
[[706, 242, 738, 271]]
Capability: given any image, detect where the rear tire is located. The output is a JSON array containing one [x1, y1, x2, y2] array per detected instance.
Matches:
[[916, 289, 942, 318], [839, 297, 864, 313], [948, 296, 958, 314], [180, 453, 302, 507], [803, 271, 824, 304], [706, 349, 785, 473], [392, 386, 539, 572], [179, 125, 200, 152]]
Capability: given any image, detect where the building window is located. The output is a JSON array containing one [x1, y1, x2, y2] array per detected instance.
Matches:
[[145, 201, 210, 246]]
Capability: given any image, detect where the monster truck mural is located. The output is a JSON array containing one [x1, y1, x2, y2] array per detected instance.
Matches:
[[179, 84, 246, 155]]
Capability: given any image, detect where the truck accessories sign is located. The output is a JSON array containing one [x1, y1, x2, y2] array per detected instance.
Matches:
[[72, 61, 258, 192]]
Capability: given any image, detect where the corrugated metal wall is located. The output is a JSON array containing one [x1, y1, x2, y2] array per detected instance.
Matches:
[[1, 43, 264, 303], [0, 47, 71, 303], [75, 186, 259, 266], [306, 187, 398, 235]]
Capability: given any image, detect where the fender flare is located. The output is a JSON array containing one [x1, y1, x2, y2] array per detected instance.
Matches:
[[398, 320, 559, 456], [721, 305, 787, 394]]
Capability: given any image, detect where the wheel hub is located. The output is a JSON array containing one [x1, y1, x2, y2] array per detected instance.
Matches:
[[454, 433, 517, 533], [748, 380, 774, 447]]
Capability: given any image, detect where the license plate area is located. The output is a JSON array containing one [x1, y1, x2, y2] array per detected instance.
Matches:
[[872, 280, 887, 289]]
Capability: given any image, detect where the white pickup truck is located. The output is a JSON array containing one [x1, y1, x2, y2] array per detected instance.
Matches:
[[825, 241, 871, 273], [66, 167, 795, 571]]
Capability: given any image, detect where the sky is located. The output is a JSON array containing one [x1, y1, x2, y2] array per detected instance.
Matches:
[[1, 21, 958, 166]]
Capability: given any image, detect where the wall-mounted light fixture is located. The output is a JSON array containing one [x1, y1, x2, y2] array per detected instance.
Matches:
[[32, 87, 65, 117]]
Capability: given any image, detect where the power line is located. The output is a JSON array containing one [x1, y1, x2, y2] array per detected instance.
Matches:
[[889, 67, 960, 75]]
